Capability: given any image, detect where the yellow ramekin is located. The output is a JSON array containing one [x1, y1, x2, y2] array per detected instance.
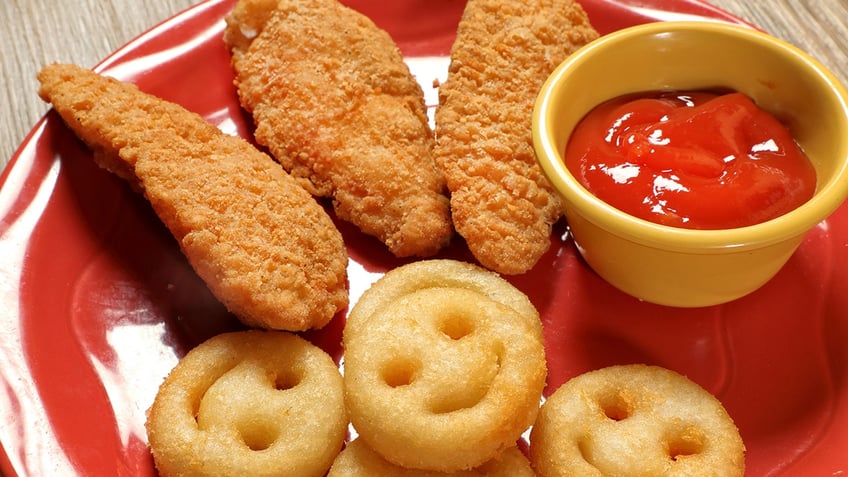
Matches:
[[533, 21, 848, 307]]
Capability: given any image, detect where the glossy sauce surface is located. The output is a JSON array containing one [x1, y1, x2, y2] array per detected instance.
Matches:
[[565, 91, 816, 229]]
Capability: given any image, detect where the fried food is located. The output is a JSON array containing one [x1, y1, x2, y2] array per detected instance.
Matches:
[[145, 330, 347, 477], [344, 258, 542, 339], [343, 259, 546, 472], [37, 63, 348, 331], [328, 439, 536, 476], [530, 364, 746, 477], [224, 0, 453, 258], [433, 0, 599, 274]]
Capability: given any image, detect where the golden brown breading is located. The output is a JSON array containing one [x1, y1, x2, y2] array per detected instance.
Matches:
[[224, 0, 453, 258], [37, 63, 349, 331], [434, 0, 598, 274]]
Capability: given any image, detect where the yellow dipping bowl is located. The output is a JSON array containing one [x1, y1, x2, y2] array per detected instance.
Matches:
[[533, 21, 848, 307]]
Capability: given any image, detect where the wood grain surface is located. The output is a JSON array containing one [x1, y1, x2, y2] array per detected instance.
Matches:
[[1, 0, 846, 171]]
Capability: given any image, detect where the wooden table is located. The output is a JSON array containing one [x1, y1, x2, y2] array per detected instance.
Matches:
[[1, 0, 847, 172]]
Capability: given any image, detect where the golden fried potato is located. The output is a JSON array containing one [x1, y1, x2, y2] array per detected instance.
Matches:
[[530, 364, 745, 477], [343, 260, 545, 472], [146, 331, 347, 477], [328, 439, 535, 476]]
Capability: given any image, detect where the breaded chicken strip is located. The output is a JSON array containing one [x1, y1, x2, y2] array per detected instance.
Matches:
[[434, 0, 598, 274], [38, 63, 348, 331], [224, 0, 453, 258]]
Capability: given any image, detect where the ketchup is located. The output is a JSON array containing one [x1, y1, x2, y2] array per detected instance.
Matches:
[[565, 91, 816, 229]]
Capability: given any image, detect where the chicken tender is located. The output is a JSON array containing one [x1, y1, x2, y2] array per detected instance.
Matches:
[[224, 0, 453, 258], [37, 63, 349, 331], [434, 0, 598, 274]]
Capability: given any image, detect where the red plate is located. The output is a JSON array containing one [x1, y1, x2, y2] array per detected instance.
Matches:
[[1, 0, 845, 475]]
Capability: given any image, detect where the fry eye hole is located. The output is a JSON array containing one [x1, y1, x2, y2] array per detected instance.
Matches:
[[437, 310, 476, 340], [381, 357, 420, 388], [273, 368, 302, 391], [598, 391, 632, 421]]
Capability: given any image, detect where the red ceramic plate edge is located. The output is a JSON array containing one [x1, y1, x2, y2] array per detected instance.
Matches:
[[2, 1, 847, 476]]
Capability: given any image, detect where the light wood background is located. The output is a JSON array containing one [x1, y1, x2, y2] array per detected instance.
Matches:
[[1, 0, 847, 172]]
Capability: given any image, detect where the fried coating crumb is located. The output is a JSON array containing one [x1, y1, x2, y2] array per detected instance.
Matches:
[[434, 0, 599, 274], [224, 0, 453, 258], [37, 63, 349, 331]]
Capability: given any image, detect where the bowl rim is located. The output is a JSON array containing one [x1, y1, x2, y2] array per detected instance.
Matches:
[[533, 20, 848, 252]]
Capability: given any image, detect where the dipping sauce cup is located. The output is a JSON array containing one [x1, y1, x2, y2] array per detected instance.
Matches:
[[533, 21, 848, 307]]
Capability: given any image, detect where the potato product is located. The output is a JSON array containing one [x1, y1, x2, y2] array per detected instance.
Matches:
[[530, 364, 745, 477], [433, 0, 598, 274], [328, 439, 535, 476], [37, 63, 348, 331], [345, 259, 542, 339], [343, 260, 546, 472], [145, 330, 347, 477], [224, 0, 453, 258]]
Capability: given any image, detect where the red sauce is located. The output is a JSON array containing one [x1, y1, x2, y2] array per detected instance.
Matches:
[[565, 91, 816, 229]]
